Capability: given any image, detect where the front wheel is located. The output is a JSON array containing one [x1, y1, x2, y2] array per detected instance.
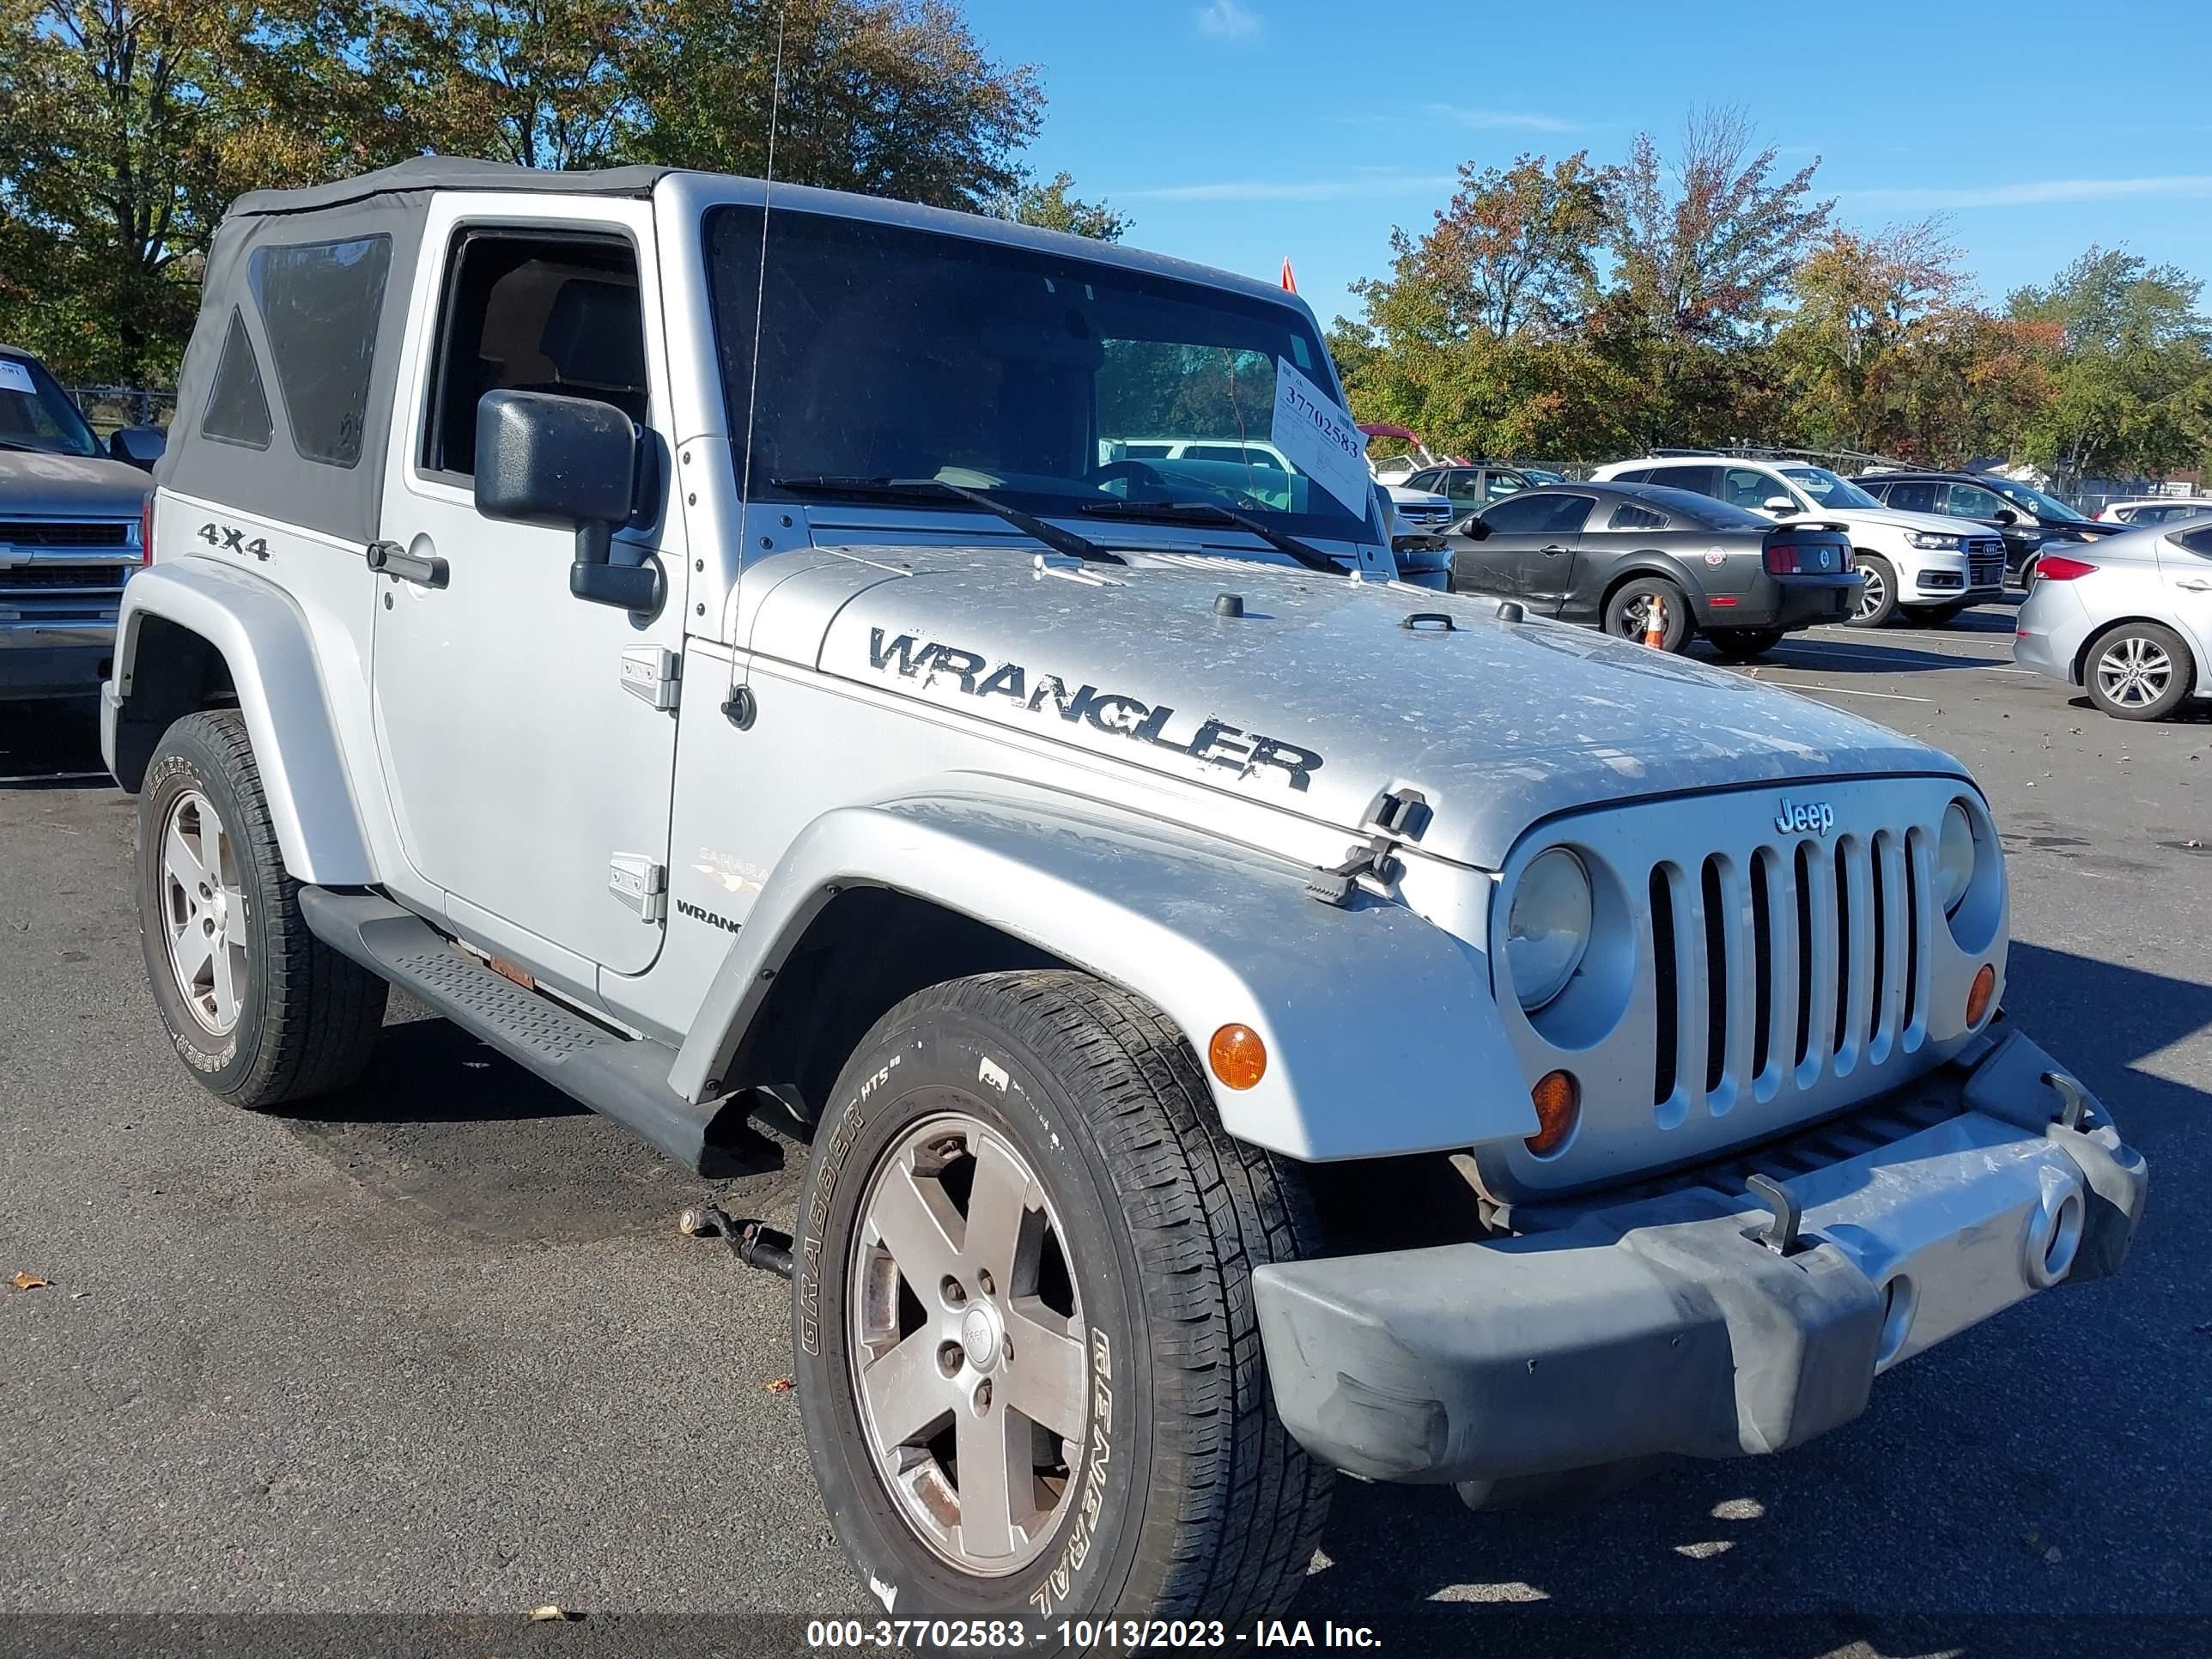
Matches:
[[1705, 626, 1784, 662], [2085, 622, 2195, 720], [1848, 555, 1899, 627], [793, 970, 1330, 1625]]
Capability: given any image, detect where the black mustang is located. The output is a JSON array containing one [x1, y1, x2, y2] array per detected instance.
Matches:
[[1447, 482, 1861, 659]]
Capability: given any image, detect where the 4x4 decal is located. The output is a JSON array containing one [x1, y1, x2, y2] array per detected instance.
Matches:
[[866, 628, 1323, 792], [198, 521, 270, 561]]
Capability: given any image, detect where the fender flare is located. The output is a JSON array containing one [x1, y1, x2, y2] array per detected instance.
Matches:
[[669, 786, 1537, 1161], [106, 560, 374, 884]]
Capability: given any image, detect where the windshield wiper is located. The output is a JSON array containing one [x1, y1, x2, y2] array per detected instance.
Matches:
[[770, 475, 1125, 565], [1076, 498, 1350, 575]]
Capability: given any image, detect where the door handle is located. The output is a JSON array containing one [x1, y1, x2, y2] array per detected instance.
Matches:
[[2178, 580, 2212, 592], [367, 540, 449, 588], [1540, 544, 1567, 556]]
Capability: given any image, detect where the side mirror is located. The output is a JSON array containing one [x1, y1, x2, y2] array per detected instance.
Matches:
[[1763, 495, 1796, 514], [1993, 507, 2018, 525], [473, 389, 661, 612], [106, 425, 165, 471], [1455, 514, 1491, 540]]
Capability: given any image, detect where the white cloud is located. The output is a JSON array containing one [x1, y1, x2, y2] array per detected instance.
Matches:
[[1120, 173, 1457, 204], [1421, 104, 1580, 134], [1842, 174, 2212, 210], [1195, 0, 1261, 42]]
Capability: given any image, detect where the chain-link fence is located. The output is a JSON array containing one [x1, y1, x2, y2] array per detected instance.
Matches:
[[69, 386, 176, 435]]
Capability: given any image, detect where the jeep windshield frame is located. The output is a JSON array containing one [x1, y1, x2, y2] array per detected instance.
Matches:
[[701, 204, 1376, 551]]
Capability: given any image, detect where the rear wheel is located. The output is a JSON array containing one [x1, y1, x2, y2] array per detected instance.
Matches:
[[1603, 577, 1692, 653], [136, 709, 387, 1106], [2084, 622, 2194, 720], [1848, 555, 1898, 626], [1705, 627, 1784, 662], [793, 969, 1329, 1625]]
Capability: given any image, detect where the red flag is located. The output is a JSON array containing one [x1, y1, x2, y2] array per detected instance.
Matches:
[[1279, 258, 1297, 295]]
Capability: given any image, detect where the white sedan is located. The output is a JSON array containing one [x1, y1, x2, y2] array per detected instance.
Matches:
[[2014, 520, 2212, 719]]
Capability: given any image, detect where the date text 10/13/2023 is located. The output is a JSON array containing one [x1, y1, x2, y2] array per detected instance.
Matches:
[[804, 1619, 1383, 1650]]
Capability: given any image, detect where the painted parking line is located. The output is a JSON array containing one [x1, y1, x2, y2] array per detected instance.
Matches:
[[1735, 675, 1937, 704]]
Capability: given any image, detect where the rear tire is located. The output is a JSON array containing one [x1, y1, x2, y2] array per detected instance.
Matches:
[[1705, 627, 1784, 661], [1848, 554, 1898, 627], [1603, 577, 1692, 653], [793, 969, 1329, 1626], [2083, 622, 2194, 720], [136, 709, 387, 1106]]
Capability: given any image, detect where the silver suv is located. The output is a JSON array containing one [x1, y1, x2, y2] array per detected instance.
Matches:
[[103, 158, 2144, 1629]]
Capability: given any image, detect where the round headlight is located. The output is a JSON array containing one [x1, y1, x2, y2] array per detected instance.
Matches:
[[1507, 848, 1593, 1011], [1937, 800, 1976, 915]]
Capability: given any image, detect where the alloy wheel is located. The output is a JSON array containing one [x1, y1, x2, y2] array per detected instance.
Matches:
[[848, 1110, 1088, 1577], [2097, 635, 2174, 708], [159, 788, 249, 1036], [1854, 563, 1888, 621]]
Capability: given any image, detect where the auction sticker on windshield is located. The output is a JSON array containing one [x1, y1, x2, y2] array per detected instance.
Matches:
[[1270, 357, 1369, 516], [0, 360, 35, 395]]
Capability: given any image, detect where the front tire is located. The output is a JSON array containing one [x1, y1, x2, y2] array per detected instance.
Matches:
[[2084, 622, 2194, 720], [1848, 554, 1899, 626], [793, 970, 1329, 1626], [136, 709, 387, 1106]]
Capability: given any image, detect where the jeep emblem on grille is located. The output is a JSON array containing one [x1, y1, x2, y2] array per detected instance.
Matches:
[[1775, 796, 1835, 837]]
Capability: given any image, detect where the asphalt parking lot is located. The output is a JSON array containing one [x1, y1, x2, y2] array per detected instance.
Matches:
[[2, 595, 2208, 1655]]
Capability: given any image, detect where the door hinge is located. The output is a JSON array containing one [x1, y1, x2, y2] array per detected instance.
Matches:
[[608, 854, 667, 921], [619, 645, 681, 710]]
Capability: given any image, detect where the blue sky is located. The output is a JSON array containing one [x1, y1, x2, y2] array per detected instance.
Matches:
[[965, 0, 2212, 322]]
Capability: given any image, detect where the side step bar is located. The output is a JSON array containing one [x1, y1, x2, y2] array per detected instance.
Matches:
[[298, 887, 757, 1176]]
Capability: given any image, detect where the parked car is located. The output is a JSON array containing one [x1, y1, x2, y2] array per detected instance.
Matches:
[[1852, 470, 2122, 586], [0, 343, 161, 702], [105, 156, 2142, 1629], [2014, 520, 2212, 719], [2093, 497, 2212, 528], [1401, 461, 1536, 515], [1447, 482, 1858, 657], [1594, 455, 2003, 627]]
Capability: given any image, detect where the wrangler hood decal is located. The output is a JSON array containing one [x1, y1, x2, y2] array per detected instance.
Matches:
[[759, 544, 1966, 871]]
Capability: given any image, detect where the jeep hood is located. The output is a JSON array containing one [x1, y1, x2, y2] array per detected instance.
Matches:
[[763, 544, 1966, 870], [0, 448, 151, 517]]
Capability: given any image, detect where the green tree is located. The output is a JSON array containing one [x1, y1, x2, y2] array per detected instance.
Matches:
[[2007, 247, 2211, 483], [987, 169, 1127, 240]]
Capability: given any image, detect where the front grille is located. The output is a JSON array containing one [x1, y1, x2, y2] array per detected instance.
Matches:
[[1965, 537, 2004, 588], [0, 520, 131, 549], [1648, 830, 1929, 1122], [1, 564, 128, 591], [1399, 507, 1449, 527]]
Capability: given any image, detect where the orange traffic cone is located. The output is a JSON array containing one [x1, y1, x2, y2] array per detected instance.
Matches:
[[1643, 593, 1668, 649]]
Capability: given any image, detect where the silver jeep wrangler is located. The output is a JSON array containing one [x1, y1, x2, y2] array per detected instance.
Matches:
[[104, 157, 2143, 1628]]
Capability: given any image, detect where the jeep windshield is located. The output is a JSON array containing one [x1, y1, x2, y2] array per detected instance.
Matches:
[[702, 205, 1374, 551]]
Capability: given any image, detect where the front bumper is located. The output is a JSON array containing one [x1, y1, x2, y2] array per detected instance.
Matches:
[[1254, 1029, 2145, 1486], [0, 639, 112, 699]]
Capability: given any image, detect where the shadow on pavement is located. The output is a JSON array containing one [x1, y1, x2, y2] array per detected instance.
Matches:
[[0, 696, 112, 789]]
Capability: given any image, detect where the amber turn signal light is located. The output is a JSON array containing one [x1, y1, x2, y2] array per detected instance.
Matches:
[[1208, 1024, 1267, 1091], [1966, 963, 1996, 1028], [1526, 1070, 1580, 1157]]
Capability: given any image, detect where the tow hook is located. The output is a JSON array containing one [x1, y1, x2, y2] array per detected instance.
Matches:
[[679, 1202, 795, 1279], [2042, 1071, 2092, 1131], [1746, 1172, 1807, 1256]]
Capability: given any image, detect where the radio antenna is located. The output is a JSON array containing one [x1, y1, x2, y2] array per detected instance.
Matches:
[[738, 0, 789, 522]]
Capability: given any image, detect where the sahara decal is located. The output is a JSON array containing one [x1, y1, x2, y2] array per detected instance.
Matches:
[[866, 629, 1324, 792]]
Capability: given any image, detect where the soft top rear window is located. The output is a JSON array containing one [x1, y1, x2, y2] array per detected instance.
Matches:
[[250, 234, 392, 467]]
